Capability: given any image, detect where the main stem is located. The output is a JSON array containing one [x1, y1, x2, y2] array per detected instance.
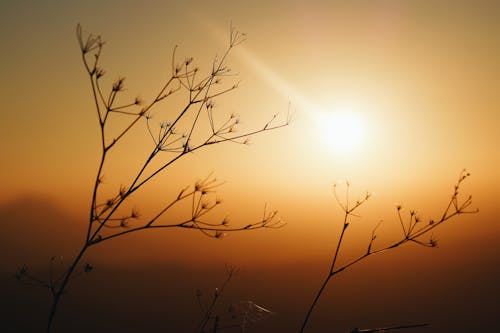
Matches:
[[299, 274, 331, 333], [300, 212, 349, 333], [46, 243, 89, 333], [47, 110, 103, 332]]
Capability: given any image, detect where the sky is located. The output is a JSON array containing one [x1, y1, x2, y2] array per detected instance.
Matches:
[[0, 1, 499, 332]]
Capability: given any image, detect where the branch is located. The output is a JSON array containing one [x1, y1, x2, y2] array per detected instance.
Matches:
[[350, 323, 429, 333], [300, 170, 477, 333]]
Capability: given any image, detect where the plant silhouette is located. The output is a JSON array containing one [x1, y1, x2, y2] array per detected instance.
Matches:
[[196, 264, 238, 333], [299, 170, 477, 333], [15, 24, 288, 333], [194, 264, 274, 333], [14, 24, 478, 333]]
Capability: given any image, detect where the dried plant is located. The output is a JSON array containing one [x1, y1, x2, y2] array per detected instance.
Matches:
[[195, 265, 275, 333], [216, 300, 275, 333], [299, 170, 477, 333], [235, 301, 275, 333], [14, 23, 478, 333], [16, 24, 288, 333], [196, 264, 238, 333]]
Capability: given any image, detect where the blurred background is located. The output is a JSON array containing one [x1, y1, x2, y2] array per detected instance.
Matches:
[[1, 0, 499, 332]]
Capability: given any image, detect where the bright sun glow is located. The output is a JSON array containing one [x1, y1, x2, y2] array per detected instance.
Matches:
[[314, 107, 366, 153]]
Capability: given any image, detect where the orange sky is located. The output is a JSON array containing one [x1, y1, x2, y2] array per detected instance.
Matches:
[[1, 1, 499, 332]]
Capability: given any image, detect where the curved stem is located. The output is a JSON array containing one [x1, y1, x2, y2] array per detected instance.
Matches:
[[299, 273, 331, 333], [46, 244, 88, 333], [300, 210, 350, 333]]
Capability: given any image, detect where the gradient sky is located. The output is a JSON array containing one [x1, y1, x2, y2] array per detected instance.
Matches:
[[1, 1, 499, 332]]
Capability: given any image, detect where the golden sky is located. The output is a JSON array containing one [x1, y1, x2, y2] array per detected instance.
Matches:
[[1, 1, 499, 332]]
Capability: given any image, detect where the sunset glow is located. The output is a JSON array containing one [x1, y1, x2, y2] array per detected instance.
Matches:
[[1, 1, 498, 333], [314, 106, 366, 153]]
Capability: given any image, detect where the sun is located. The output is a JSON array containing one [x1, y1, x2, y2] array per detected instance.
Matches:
[[313, 106, 366, 154]]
